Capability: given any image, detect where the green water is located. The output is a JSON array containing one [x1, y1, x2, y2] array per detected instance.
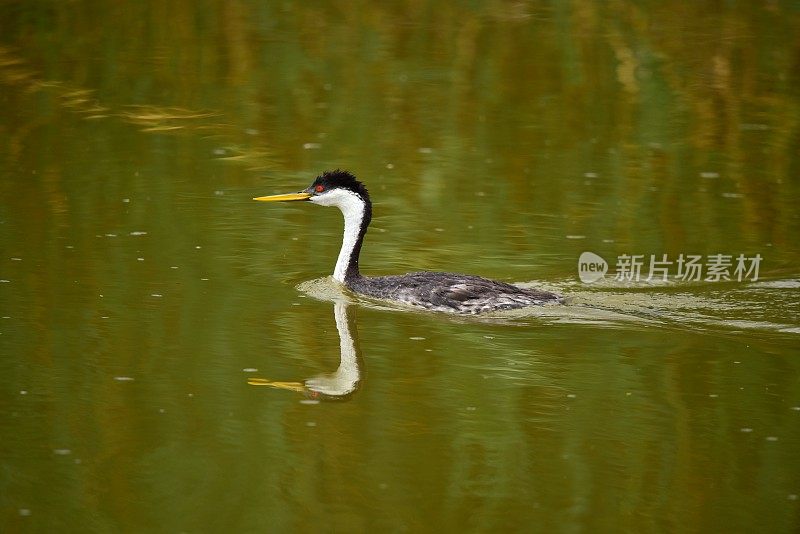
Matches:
[[2, 2, 799, 532]]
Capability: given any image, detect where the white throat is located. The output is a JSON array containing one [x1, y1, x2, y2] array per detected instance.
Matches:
[[311, 189, 366, 283]]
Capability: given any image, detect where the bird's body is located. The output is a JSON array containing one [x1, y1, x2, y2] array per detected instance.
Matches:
[[254, 170, 561, 314], [349, 272, 558, 314]]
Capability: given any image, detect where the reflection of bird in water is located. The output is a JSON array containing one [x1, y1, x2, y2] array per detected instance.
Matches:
[[248, 301, 361, 400], [254, 170, 561, 314]]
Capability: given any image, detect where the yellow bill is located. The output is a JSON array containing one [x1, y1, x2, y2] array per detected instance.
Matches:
[[253, 192, 311, 202], [247, 377, 307, 392]]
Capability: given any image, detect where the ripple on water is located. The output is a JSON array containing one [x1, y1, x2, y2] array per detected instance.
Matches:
[[748, 279, 800, 289], [296, 277, 350, 303], [295, 276, 799, 338]]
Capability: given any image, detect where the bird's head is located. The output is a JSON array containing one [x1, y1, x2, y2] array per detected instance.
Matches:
[[253, 170, 370, 211]]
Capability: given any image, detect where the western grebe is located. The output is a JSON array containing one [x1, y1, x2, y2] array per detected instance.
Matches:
[[254, 170, 561, 314]]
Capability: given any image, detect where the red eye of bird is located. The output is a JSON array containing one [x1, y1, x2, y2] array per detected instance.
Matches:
[[314, 184, 325, 193]]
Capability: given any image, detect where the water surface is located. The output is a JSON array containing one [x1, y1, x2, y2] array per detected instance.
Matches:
[[1, 2, 799, 532]]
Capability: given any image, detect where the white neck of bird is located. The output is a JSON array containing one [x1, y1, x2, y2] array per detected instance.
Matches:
[[314, 189, 366, 283]]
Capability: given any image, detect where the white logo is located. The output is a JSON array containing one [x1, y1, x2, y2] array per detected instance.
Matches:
[[577, 252, 762, 283], [578, 251, 608, 283]]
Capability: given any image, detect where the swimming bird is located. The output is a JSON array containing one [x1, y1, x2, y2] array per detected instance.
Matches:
[[254, 170, 561, 314]]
